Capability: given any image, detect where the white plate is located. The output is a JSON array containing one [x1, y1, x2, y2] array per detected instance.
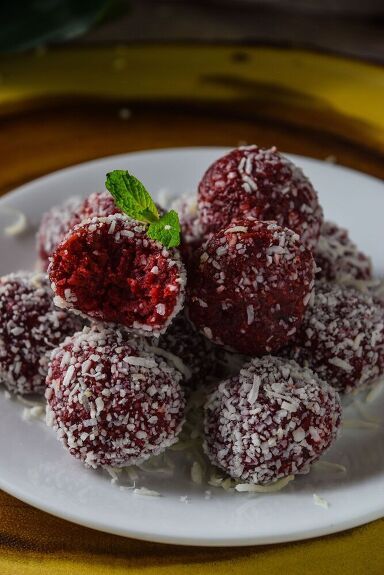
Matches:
[[0, 147, 383, 547]]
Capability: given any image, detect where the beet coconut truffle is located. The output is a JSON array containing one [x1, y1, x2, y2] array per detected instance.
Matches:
[[284, 282, 384, 394], [37, 191, 122, 269], [46, 326, 186, 468], [49, 214, 186, 336], [198, 145, 323, 249], [37, 196, 83, 269], [155, 312, 218, 387], [187, 219, 315, 356], [204, 356, 341, 485], [170, 194, 204, 266], [0, 272, 82, 395], [315, 221, 372, 284]]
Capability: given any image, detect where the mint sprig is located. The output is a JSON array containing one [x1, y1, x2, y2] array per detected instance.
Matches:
[[105, 170, 159, 223], [105, 170, 181, 248]]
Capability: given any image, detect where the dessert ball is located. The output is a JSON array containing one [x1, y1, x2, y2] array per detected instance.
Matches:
[[0, 272, 82, 395], [204, 356, 341, 485], [187, 219, 315, 356], [153, 312, 217, 387], [49, 214, 186, 336], [76, 190, 121, 221], [46, 325, 186, 468], [170, 194, 204, 266], [37, 196, 83, 269], [78, 190, 163, 222], [37, 191, 121, 270], [198, 146, 323, 249], [369, 279, 384, 308], [284, 282, 384, 394], [315, 221, 372, 283]]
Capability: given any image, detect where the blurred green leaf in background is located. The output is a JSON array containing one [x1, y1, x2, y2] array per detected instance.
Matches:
[[0, 0, 127, 52]]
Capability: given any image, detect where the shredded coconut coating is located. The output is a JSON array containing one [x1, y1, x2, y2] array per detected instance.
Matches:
[[76, 190, 121, 220], [37, 196, 83, 269], [198, 145, 323, 249], [154, 312, 219, 388], [187, 218, 315, 355], [368, 279, 384, 307], [46, 325, 186, 468], [49, 214, 186, 337], [37, 191, 128, 270], [204, 356, 341, 485], [170, 194, 204, 266], [0, 272, 82, 395], [283, 282, 384, 394], [315, 221, 372, 284]]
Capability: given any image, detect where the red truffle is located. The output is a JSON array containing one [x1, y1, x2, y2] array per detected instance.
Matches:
[[170, 194, 204, 266], [154, 312, 218, 388], [49, 214, 186, 336], [37, 196, 83, 269], [77, 190, 121, 221], [315, 221, 372, 283], [0, 272, 82, 395], [37, 191, 121, 269], [46, 326, 186, 468], [283, 282, 384, 394], [204, 356, 341, 485], [187, 219, 315, 355], [198, 146, 323, 249]]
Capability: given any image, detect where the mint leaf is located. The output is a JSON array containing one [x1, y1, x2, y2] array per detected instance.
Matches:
[[105, 170, 159, 223], [147, 210, 181, 248], [105, 170, 181, 248]]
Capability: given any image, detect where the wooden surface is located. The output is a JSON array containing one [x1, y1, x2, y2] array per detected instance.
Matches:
[[0, 100, 383, 573], [2, 46, 384, 156], [1, 101, 384, 196]]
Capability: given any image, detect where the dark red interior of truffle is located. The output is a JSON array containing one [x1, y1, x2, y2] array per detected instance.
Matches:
[[50, 225, 181, 329]]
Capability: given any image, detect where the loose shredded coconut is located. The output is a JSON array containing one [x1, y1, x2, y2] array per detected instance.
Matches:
[[366, 379, 384, 403], [235, 475, 294, 493], [133, 487, 161, 497], [21, 404, 45, 421], [191, 461, 203, 484], [313, 493, 329, 509], [343, 419, 380, 430], [313, 461, 347, 474], [1, 206, 28, 237]]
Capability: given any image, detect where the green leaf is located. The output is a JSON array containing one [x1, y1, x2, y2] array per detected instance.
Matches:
[[105, 170, 159, 223], [147, 210, 181, 248]]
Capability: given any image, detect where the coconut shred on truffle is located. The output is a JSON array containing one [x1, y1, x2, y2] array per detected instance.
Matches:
[[198, 146, 323, 249], [315, 221, 372, 284], [204, 356, 342, 485], [37, 191, 122, 270], [46, 325, 186, 468], [154, 312, 219, 387], [170, 194, 204, 266], [37, 196, 83, 269], [187, 218, 315, 356], [0, 272, 82, 395], [283, 282, 384, 394], [49, 214, 186, 336]]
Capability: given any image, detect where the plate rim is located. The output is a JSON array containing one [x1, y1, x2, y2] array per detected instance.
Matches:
[[2, 146, 384, 204], [0, 469, 383, 547]]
